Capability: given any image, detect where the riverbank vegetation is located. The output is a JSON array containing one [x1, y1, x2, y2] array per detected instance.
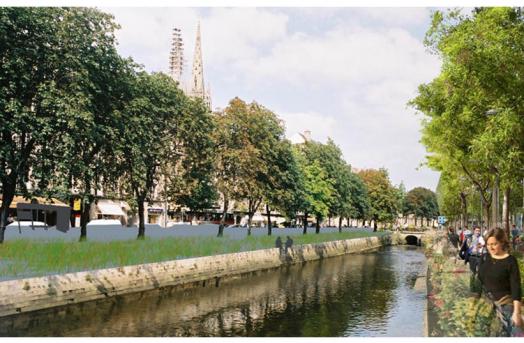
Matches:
[[0, 230, 385, 280], [426, 232, 524, 336]]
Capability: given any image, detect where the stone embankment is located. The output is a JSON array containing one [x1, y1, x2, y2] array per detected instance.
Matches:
[[0, 235, 390, 317]]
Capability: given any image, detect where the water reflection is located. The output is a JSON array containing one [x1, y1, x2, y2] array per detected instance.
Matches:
[[0, 246, 426, 337]]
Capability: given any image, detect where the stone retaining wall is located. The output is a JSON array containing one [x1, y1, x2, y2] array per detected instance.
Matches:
[[0, 235, 390, 317]]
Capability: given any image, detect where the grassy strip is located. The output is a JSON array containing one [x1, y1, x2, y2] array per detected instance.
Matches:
[[0, 231, 385, 280]]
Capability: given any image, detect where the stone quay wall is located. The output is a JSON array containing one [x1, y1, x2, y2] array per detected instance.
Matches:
[[0, 235, 390, 317]]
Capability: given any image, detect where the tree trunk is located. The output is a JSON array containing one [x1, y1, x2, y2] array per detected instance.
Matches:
[[503, 187, 510, 238], [247, 212, 253, 236], [460, 192, 468, 229], [0, 204, 9, 244], [266, 204, 272, 236], [0, 183, 16, 244], [483, 201, 491, 230], [217, 197, 229, 237], [79, 197, 93, 242], [492, 174, 500, 229], [137, 198, 145, 240], [328, 216, 331, 227], [338, 217, 342, 233], [414, 216, 417, 227], [373, 219, 377, 232], [303, 211, 308, 234], [315, 216, 320, 234]]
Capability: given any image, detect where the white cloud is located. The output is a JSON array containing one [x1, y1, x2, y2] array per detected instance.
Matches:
[[203, 8, 289, 64], [279, 110, 337, 144], [235, 24, 440, 87], [357, 8, 430, 27]]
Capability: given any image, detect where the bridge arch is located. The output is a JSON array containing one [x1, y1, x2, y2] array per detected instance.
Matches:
[[405, 235, 421, 246]]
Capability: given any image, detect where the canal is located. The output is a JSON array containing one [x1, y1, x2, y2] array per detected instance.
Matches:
[[0, 245, 427, 337]]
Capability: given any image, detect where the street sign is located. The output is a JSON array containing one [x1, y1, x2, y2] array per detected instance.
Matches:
[[437, 216, 447, 224]]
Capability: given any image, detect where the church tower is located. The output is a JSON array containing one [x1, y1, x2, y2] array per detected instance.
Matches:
[[189, 22, 212, 110], [169, 27, 184, 84]]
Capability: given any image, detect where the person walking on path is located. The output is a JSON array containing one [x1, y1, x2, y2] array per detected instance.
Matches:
[[478, 228, 522, 334], [511, 224, 520, 251], [469, 227, 485, 274], [459, 230, 472, 264]]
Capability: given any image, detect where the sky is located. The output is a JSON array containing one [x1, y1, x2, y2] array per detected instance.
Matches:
[[101, 6, 443, 192]]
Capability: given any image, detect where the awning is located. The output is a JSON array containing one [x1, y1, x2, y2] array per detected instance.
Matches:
[[97, 201, 125, 216], [0, 196, 68, 209]]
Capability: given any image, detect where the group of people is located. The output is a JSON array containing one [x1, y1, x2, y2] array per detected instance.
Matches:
[[447, 225, 522, 334], [275, 236, 293, 255]]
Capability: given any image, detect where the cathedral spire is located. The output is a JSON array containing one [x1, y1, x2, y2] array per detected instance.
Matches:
[[190, 22, 205, 98]]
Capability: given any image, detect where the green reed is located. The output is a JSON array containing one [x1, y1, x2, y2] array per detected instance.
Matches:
[[0, 230, 384, 280]]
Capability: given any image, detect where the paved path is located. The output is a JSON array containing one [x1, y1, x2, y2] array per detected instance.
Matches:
[[3, 224, 375, 242]]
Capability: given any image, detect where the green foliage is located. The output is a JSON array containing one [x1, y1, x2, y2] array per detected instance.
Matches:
[[0, 7, 132, 242], [411, 8, 524, 227], [166, 97, 218, 216], [116, 72, 186, 237], [405, 187, 439, 221], [357, 168, 400, 229], [303, 160, 334, 222]]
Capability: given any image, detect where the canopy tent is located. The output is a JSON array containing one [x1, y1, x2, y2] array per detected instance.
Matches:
[[96, 201, 126, 217]]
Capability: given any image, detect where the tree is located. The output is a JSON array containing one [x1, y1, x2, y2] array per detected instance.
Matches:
[[301, 139, 353, 229], [0, 8, 127, 242], [117, 72, 186, 239], [345, 171, 370, 228], [302, 161, 334, 234], [213, 98, 288, 236], [357, 168, 400, 231], [167, 98, 217, 224], [435, 171, 473, 228], [213, 98, 254, 237], [262, 139, 302, 236], [411, 8, 524, 235], [404, 187, 439, 227]]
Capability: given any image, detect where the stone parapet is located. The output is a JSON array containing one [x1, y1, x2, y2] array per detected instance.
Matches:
[[0, 235, 389, 317]]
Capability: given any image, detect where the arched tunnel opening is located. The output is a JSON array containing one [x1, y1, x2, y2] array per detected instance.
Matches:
[[405, 235, 421, 246]]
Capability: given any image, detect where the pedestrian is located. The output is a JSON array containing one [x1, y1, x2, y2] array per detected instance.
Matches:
[[459, 230, 472, 264], [511, 224, 520, 250], [478, 228, 522, 333], [460, 226, 469, 245], [275, 236, 283, 254], [468, 226, 485, 275], [285, 235, 293, 254], [447, 227, 460, 260]]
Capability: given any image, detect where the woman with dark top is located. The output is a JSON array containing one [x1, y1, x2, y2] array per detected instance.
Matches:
[[478, 228, 522, 330]]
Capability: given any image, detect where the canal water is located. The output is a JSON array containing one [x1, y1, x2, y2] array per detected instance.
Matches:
[[0, 245, 426, 337]]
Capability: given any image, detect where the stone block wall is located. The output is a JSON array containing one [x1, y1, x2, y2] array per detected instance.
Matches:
[[0, 235, 389, 317]]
